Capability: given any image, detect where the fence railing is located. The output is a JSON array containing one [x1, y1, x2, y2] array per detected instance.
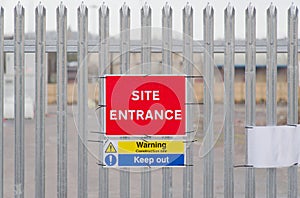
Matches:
[[0, 2, 299, 198], [2, 39, 300, 53]]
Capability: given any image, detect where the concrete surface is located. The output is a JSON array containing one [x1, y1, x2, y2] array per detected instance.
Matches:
[[2, 104, 300, 197]]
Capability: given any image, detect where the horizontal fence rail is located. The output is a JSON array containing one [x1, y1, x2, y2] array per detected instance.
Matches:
[[2, 39, 300, 53]]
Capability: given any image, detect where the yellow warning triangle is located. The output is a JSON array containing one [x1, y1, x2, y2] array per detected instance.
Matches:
[[105, 142, 117, 153]]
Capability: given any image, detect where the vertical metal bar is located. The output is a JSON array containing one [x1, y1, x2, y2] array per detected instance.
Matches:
[[120, 3, 130, 198], [0, 6, 3, 198], [35, 3, 46, 198], [141, 2, 151, 74], [78, 3, 88, 198], [14, 3, 25, 198], [57, 3, 67, 198], [183, 3, 193, 198], [99, 3, 109, 198], [203, 4, 214, 198], [245, 3, 256, 198], [266, 3, 277, 198], [224, 4, 235, 198], [141, 3, 151, 198], [287, 4, 298, 198], [162, 3, 172, 198], [162, 2, 172, 74], [120, 3, 130, 74]]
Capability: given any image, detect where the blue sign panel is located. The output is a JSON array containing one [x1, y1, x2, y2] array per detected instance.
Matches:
[[118, 154, 184, 166], [105, 154, 117, 166]]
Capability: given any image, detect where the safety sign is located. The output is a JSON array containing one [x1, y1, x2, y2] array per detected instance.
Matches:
[[105, 75, 186, 136], [118, 140, 184, 153], [105, 142, 117, 153], [103, 140, 186, 167], [118, 154, 184, 166], [105, 154, 117, 166]]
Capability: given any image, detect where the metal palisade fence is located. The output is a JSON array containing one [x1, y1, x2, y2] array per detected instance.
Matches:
[[0, 1, 299, 198]]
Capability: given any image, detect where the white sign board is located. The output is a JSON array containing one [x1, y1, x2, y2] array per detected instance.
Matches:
[[247, 125, 300, 168]]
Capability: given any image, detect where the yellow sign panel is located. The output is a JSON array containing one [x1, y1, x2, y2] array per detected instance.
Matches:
[[105, 142, 117, 153], [118, 141, 184, 154]]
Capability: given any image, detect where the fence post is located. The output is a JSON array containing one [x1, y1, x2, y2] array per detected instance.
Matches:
[[183, 3, 193, 198], [120, 3, 130, 198], [162, 2, 172, 74], [266, 3, 277, 198], [0, 6, 3, 198], [224, 4, 235, 198], [141, 2, 151, 74], [77, 3, 88, 198], [203, 4, 214, 198], [35, 3, 46, 198], [120, 3, 130, 74], [0, 6, 4, 197], [162, 3, 172, 198], [14, 3, 25, 198], [56, 3, 68, 198], [287, 3, 298, 198], [141, 3, 152, 198], [245, 3, 256, 198], [99, 3, 109, 198]]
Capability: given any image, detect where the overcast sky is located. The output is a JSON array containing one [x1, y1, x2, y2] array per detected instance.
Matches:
[[0, 0, 299, 39]]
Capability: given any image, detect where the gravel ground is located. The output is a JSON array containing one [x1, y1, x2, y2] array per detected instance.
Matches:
[[2, 103, 300, 197]]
